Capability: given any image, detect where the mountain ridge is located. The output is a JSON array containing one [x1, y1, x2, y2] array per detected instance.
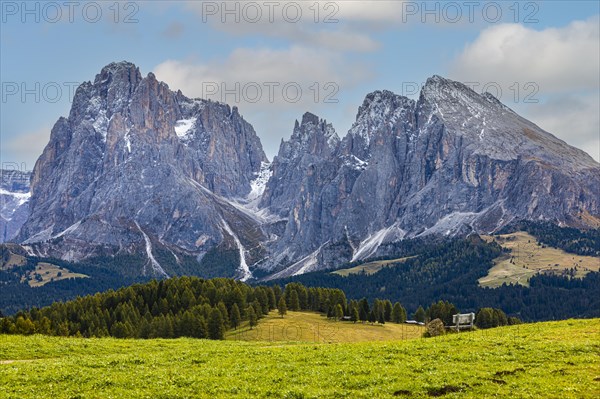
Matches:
[[10, 61, 600, 279]]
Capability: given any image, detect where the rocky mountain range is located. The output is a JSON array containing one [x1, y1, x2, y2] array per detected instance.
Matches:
[[0, 169, 31, 243], [10, 62, 600, 279]]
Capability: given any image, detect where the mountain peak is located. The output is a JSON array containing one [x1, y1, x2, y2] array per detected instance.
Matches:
[[301, 112, 320, 126], [94, 61, 142, 86], [360, 90, 402, 109], [426, 74, 447, 84], [99, 60, 139, 73], [279, 112, 339, 159], [358, 89, 413, 115], [422, 74, 472, 97]]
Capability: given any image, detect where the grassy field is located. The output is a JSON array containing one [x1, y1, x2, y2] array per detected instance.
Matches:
[[1, 318, 598, 398], [226, 311, 424, 342], [0, 251, 26, 270], [20, 262, 89, 287], [1, 246, 89, 287], [480, 231, 600, 288], [332, 256, 416, 277]]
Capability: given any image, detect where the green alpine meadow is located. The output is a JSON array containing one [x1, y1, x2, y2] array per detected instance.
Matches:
[[3, 3, 600, 398], [1, 318, 599, 398]]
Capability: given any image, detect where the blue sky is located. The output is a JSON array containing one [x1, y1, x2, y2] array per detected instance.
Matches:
[[1, 1, 599, 170]]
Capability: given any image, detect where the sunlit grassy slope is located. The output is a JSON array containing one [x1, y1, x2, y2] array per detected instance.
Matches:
[[20, 262, 89, 287], [226, 311, 423, 342], [331, 256, 416, 277], [480, 231, 600, 287], [1, 318, 598, 398], [1, 247, 89, 287]]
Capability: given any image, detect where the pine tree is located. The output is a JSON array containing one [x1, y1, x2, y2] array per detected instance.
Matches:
[[378, 309, 386, 324], [493, 308, 508, 326], [475, 308, 492, 329], [267, 288, 277, 310], [163, 314, 175, 338], [217, 301, 229, 328], [15, 316, 35, 335], [230, 303, 241, 330], [252, 300, 263, 320], [351, 306, 359, 323], [368, 309, 376, 324], [272, 285, 282, 304], [401, 306, 407, 324], [334, 304, 343, 321], [246, 306, 258, 330], [372, 299, 383, 324], [383, 300, 393, 322], [208, 308, 225, 340], [289, 290, 300, 311], [391, 302, 407, 323], [277, 296, 287, 318], [110, 321, 129, 338], [358, 298, 369, 323], [57, 321, 70, 336], [256, 288, 269, 315], [414, 306, 426, 323]]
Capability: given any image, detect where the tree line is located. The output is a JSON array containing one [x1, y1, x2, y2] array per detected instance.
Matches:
[[499, 220, 600, 257], [0, 278, 414, 339], [0, 274, 521, 340], [276, 237, 600, 321]]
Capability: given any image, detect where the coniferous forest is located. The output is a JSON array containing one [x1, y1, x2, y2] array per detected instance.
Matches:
[[0, 275, 522, 339], [498, 220, 600, 256], [275, 236, 600, 321], [1, 222, 598, 324], [0, 278, 357, 339]]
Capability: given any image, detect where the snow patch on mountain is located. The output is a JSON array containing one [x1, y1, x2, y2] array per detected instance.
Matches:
[[265, 244, 327, 280], [53, 220, 82, 240], [220, 218, 252, 281], [0, 189, 30, 207], [135, 220, 169, 278], [417, 211, 480, 237], [91, 105, 110, 141], [174, 118, 196, 138], [351, 223, 406, 262], [342, 155, 368, 171], [23, 225, 54, 244], [247, 162, 272, 202]]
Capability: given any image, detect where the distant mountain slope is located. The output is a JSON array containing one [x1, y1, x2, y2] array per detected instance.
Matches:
[[260, 78, 600, 276], [16, 62, 268, 279], [14, 62, 600, 279], [0, 169, 31, 243]]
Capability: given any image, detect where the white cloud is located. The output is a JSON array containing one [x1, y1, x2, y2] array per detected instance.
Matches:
[[516, 95, 600, 162], [154, 46, 370, 107], [335, 1, 407, 22], [450, 17, 600, 162], [181, 0, 401, 52], [450, 17, 600, 92], [154, 46, 372, 158], [153, 1, 413, 157], [1, 126, 50, 170]]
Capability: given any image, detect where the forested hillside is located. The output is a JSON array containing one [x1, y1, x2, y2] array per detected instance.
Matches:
[[499, 221, 600, 256], [276, 236, 600, 321], [0, 278, 356, 339]]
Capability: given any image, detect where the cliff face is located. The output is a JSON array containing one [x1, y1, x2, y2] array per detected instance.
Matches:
[[261, 78, 600, 277], [16, 63, 600, 279], [0, 169, 31, 243], [17, 62, 267, 279]]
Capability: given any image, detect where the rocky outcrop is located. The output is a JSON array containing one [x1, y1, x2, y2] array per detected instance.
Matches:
[[259, 77, 600, 277], [0, 169, 31, 242], [15, 63, 600, 279], [17, 62, 267, 279]]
